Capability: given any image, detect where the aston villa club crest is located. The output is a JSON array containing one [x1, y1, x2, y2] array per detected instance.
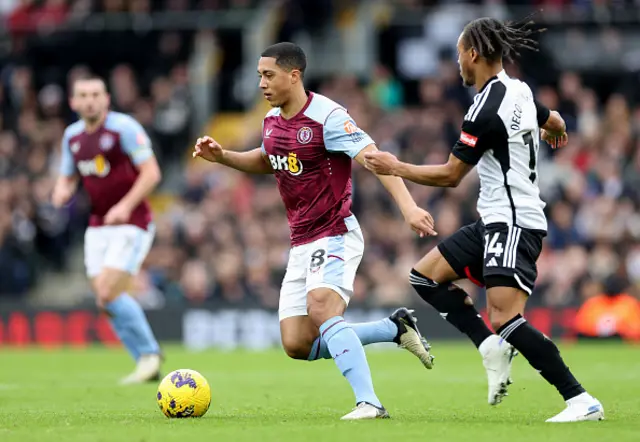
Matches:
[[296, 126, 313, 145], [100, 133, 115, 151], [70, 141, 80, 153]]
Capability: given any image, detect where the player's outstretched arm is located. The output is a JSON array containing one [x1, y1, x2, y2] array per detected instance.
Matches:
[[193, 136, 273, 174], [364, 150, 473, 189], [356, 145, 437, 237]]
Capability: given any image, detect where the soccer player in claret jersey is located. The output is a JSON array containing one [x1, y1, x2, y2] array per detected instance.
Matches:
[[52, 76, 163, 384], [364, 18, 604, 423], [194, 42, 436, 420]]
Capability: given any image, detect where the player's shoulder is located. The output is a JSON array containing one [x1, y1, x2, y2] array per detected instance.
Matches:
[[464, 73, 509, 125], [63, 119, 86, 139], [501, 71, 535, 100], [104, 111, 143, 132], [303, 93, 346, 126]]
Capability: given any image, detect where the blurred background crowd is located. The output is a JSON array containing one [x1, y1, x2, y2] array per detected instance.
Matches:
[[1, 0, 640, 339]]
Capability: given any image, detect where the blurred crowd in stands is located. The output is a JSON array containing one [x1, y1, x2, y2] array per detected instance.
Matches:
[[2, 1, 640, 327]]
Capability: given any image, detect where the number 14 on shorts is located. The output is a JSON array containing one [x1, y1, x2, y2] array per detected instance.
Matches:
[[484, 229, 520, 269], [484, 232, 504, 268]]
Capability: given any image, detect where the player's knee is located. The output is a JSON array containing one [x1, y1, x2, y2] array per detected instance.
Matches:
[[281, 336, 312, 360], [307, 289, 345, 327], [486, 285, 527, 331], [413, 246, 459, 283], [411, 269, 474, 312], [487, 306, 515, 331], [93, 276, 120, 305]]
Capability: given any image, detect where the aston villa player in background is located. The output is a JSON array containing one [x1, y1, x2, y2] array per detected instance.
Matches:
[[52, 76, 163, 384]]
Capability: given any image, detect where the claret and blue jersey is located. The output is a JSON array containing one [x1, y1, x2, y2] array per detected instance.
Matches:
[[261, 92, 374, 246], [59, 111, 155, 230]]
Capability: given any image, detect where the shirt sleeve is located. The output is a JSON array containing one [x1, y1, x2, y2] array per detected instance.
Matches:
[[323, 108, 374, 158], [534, 99, 551, 128], [59, 131, 76, 177], [451, 118, 492, 166], [119, 116, 154, 165]]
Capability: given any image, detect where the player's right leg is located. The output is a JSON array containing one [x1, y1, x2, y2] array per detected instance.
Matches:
[[85, 225, 161, 384], [278, 287, 389, 420], [409, 220, 516, 405]]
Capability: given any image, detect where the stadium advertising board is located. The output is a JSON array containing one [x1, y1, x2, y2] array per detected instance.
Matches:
[[0, 305, 579, 349]]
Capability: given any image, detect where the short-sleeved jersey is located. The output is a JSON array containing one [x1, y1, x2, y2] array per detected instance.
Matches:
[[59, 111, 155, 230], [261, 92, 374, 246], [452, 70, 550, 232]]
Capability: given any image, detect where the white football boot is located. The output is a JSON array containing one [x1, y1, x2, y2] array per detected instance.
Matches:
[[341, 402, 390, 420], [119, 354, 162, 385], [389, 308, 435, 369], [546, 393, 604, 423], [479, 335, 517, 405]]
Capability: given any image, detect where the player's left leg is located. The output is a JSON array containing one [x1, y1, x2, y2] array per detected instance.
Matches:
[[98, 224, 162, 384], [411, 221, 515, 405], [279, 285, 388, 420], [306, 228, 401, 420], [484, 225, 603, 422]]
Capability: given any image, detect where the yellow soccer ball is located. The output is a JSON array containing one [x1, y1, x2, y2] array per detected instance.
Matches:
[[157, 369, 211, 418]]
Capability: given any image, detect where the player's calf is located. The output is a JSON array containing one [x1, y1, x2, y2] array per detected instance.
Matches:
[[305, 308, 435, 369], [307, 287, 384, 411], [487, 286, 601, 419], [409, 268, 493, 349], [93, 268, 161, 382]]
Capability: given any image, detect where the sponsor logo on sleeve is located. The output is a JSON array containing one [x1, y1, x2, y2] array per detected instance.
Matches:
[[460, 131, 478, 147], [344, 119, 363, 143], [136, 132, 149, 146]]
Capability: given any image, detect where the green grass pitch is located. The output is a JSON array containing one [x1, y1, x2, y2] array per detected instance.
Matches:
[[0, 342, 638, 441]]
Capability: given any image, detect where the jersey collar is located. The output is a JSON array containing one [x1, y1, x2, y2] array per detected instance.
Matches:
[[282, 91, 314, 121], [478, 70, 507, 93]]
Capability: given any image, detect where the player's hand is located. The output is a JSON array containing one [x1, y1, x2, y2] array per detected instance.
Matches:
[[104, 202, 132, 225], [193, 136, 224, 162], [52, 184, 74, 208], [363, 151, 400, 176], [404, 206, 437, 238], [541, 129, 568, 149]]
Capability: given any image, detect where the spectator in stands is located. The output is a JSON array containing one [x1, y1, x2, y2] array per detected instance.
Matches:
[[575, 276, 640, 342]]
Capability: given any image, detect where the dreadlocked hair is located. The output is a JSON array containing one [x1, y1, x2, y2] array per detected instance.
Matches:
[[462, 15, 545, 63]]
